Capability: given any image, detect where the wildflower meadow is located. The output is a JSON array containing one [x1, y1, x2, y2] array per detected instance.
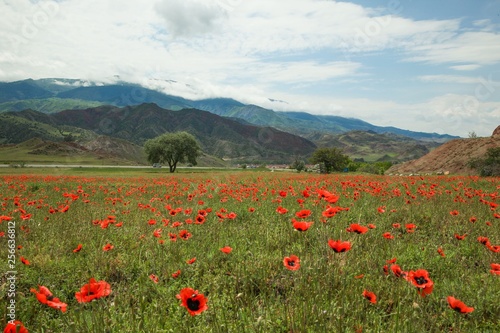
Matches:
[[1, 171, 499, 332]]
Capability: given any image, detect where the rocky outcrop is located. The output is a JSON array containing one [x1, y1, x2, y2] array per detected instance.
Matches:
[[386, 127, 500, 175]]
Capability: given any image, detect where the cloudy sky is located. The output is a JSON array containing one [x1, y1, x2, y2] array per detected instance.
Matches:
[[1, 0, 500, 137]]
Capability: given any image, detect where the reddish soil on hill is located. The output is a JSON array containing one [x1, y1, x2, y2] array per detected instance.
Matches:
[[386, 126, 500, 175]]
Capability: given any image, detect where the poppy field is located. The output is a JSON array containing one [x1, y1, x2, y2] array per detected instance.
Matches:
[[1, 171, 499, 332]]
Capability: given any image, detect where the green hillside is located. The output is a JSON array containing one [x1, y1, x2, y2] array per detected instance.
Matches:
[[0, 98, 105, 113], [307, 130, 439, 163], [2, 105, 317, 164]]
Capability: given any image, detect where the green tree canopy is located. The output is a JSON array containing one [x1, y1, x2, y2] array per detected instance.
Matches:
[[144, 131, 201, 173], [310, 147, 350, 174], [469, 147, 500, 176]]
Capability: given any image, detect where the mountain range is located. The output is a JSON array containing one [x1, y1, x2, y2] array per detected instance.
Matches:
[[0, 78, 458, 165]]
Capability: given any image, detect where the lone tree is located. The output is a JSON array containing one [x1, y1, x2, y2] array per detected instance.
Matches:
[[310, 147, 350, 174], [144, 131, 201, 173]]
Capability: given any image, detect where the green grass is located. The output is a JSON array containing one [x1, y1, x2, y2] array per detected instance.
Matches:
[[0, 172, 499, 332]]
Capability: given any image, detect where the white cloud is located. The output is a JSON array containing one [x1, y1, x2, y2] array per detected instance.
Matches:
[[450, 64, 481, 71], [242, 61, 362, 84], [154, 0, 227, 37], [407, 32, 500, 66], [418, 75, 485, 84]]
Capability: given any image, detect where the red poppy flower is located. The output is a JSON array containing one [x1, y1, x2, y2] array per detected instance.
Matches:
[[487, 244, 500, 252], [220, 246, 233, 254], [176, 287, 208, 316], [20, 256, 30, 265], [383, 265, 389, 275], [187, 257, 196, 264], [149, 274, 159, 283], [469, 216, 477, 223], [405, 223, 416, 233], [148, 219, 157, 225], [392, 223, 401, 228], [377, 206, 386, 213], [30, 285, 67, 312], [390, 264, 407, 278], [153, 229, 162, 238], [362, 290, 377, 304], [283, 255, 301, 271], [317, 190, 339, 203], [368, 223, 376, 229], [295, 209, 312, 219], [407, 269, 434, 296], [437, 247, 445, 257], [195, 215, 205, 224], [447, 296, 474, 313], [226, 212, 237, 219], [386, 258, 397, 264], [3, 321, 28, 333], [75, 278, 111, 303], [169, 233, 177, 241], [73, 244, 83, 253], [102, 243, 114, 251], [454, 233, 467, 240], [179, 229, 192, 240], [276, 206, 288, 214], [172, 270, 181, 278], [490, 263, 500, 275], [292, 219, 313, 231], [347, 223, 368, 234], [328, 239, 351, 253], [354, 274, 364, 279], [477, 236, 490, 246], [383, 232, 394, 240], [450, 210, 459, 216], [325, 194, 340, 204]]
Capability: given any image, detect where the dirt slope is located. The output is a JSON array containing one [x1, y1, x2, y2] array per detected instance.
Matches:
[[386, 127, 500, 175]]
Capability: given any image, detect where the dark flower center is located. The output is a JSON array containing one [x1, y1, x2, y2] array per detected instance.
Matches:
[[288, 260, 296, 266], [187, 298, 200, 311], [414, 276, 428, 285]]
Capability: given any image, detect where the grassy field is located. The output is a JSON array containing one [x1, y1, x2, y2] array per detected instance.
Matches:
[[0, 171, 499, 332], [0, 144, 129, 166]]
